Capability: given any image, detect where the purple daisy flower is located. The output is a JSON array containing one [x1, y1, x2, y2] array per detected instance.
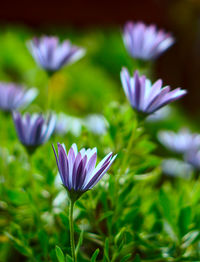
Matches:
[[28, 36, 85, 73], [0, 83, 38, 112], [53, 143, 117, 198], [123, 21, 175, 60], [158, 129, 200, 154], [13, 111, 56, 154], [120, 68, 186, 115]]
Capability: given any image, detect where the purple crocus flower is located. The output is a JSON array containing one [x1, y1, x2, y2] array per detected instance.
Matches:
[[120, 68, 186, 115], [13, 111, 56, 154], [123, 21, 175, 60], [158, 129, 200, 154], [28, 36, 85, 73], [0, 83, 38, 112], [53, 143, 117, 199]]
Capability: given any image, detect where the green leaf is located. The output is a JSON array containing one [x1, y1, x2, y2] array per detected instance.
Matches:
[[5, 232, 32, 257], [114, 227, 126, 245], [159, 189, 175, 228], [182, 231, 200, 249], [103, 238, 110, 261], [7, 189, 28, 205], [75, 230, 84, 256], [120, 253, 132, 262], [91, 248, 100, 262], [98, 211, 114, 222], [178, 206, 191, 237], [66, 255, 73, 262], [55, 245, 65, 262], [133, 254, 141, 262]]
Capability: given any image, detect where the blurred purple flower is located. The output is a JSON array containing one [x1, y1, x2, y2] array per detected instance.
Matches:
[[53, 143, 116, 197], [120, 68, 186, 115], [84, 114, 108, 135], [146, 106, 171, 122], [123, 21, 175, 60], [158, 129, 200, 154], [0, 83, 38, 112], [162, 158, 193, 179], [28, 36, 85, 73], [185, 149, 200, 170], [13, 111, 56, 154], [54, 113, 83, 137]]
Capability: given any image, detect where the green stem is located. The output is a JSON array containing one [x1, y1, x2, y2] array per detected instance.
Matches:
[[46, 71, 54, 111], [118, 127, 135, 177], [69, 200, 76, 262]]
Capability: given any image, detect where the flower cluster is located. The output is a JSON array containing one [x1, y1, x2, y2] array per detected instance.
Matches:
[[0, 19, 194, 262]]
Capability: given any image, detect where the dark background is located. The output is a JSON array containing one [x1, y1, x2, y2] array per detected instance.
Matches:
[[0, 0, 200, 116]]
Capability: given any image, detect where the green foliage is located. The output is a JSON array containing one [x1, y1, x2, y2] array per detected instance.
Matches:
[[0, 25, 199, 262]]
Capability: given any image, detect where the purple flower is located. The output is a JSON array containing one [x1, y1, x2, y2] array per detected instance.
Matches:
[[13, 111, 56, 154], [162, 158, 193, 179], [123, 21, 175, 60], [185, 149, 200, 170], [158, 129, 200, 154], [53, 143, 117, 197], [0, 83, 38, 112], [120, 68, 186, 115], [28, 36, 85, 73]]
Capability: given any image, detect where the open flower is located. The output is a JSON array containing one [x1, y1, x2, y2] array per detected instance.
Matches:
[[13, 111, 56, 154], [53, 143, 117, 199], [158, 129, 200, 154], [28, 36, 85, 73], [120, 68, 186, 115], [123, 21, 175, 60], [0, 83, 38, 112]]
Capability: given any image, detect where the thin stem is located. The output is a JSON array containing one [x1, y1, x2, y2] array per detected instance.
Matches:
[[46, 71, 54, 110], [118, 127, 135, 177], [69, 200, 76, 262]]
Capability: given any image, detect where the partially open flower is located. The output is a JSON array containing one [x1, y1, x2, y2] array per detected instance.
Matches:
[[13, 111, 56, 154], [28, 36, 85, 73], [158, 129, 200, 154], [120, 68, 186, 115], [53, 143, 117, 200], [0, 83, 38, 112], [123, 21, 175, 60]]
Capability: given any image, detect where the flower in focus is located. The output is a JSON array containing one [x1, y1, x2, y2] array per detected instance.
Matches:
[[13, 111, 56, 154], [53, 143, 117, 200], [0, 83, 38, 112], [158, 129, 200, 154], [120, 68, 186, 115], [123, 21, 175, 60], [28, 36, 85, 73]]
